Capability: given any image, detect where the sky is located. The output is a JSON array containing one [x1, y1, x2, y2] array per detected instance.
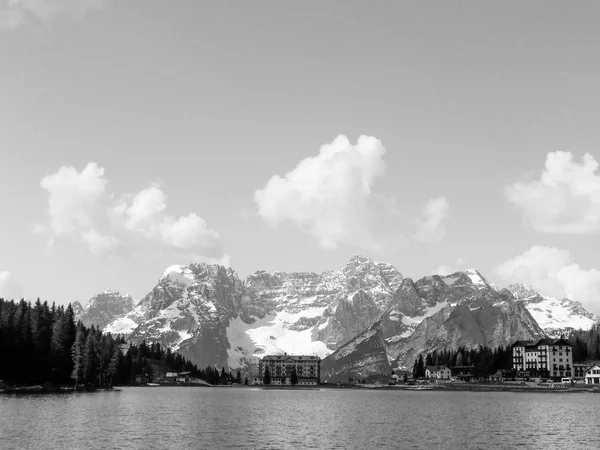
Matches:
[[1, 0, 600, 314]]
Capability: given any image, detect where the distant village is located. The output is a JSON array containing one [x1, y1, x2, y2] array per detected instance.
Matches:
[[141, 338, 600, 389]]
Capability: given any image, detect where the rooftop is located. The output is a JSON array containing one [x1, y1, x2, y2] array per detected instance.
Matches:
[[262, 354, 320, 361]]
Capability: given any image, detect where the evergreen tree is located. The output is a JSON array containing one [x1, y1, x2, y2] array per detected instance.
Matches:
[[425, 354, 434, 366], [83, 329, 99, 386], [107, 346, 120, 387], [264, 366, 271, 385], [71, 327, 85, 389], [413, 354, 425, 378], [291, 367, 298, 385], [235, 370, 242, 384]]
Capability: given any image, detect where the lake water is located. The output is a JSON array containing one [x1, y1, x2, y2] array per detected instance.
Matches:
[[1, 387, 597, 449]]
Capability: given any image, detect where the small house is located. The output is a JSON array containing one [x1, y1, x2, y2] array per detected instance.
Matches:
[[176, 371, 192, 383], [451, 365, 475, 382], [573, 363, 588, 380], [585, 364, 600, 385], [165, 372, 178, 382]]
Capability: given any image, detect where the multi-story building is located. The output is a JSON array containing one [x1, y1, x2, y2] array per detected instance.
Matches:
[[258, 354, 321, 385], [512, 338, 573, 380]]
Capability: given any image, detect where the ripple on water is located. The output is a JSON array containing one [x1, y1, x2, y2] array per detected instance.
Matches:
[[1, 388, 598, 449]]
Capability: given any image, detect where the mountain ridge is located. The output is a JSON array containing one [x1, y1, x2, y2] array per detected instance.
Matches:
[[80, 257, 598, 381]]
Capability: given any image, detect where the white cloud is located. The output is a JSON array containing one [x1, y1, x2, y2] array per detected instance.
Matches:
[[254, 135, 406, 253], [39, 162, 108, 236], [159, 213, 222, 250], [414, 196, 450, 244], [432, 257, 468, 276], [506, 151, 600, 234], [81, 229, 118, 256], [121, 184, 167, 235], [37, 162, 227, 262], [495, 245, 600, 314], [0, 271, 24, 300], [1, 0, 108, 29]]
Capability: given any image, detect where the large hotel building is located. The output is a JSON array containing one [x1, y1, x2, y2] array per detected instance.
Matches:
[[512, 338, 573, 380], [257, 354, 321, 386]]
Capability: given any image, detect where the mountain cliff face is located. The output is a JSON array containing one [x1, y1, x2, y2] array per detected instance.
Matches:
[[320, 271, 545, 382], [97, 258, 598, 381], [76, 290, 136, 329], [506, 283, 599, 337], [103, 256, 403, 371]]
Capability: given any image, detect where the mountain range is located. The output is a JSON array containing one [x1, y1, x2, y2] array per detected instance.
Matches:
[[73, 256, 599, 381]]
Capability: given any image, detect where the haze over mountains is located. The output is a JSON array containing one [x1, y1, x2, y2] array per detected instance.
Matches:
[[74, 256, 599, 381]]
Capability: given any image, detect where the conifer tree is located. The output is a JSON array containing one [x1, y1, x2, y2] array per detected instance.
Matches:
[[71, 327, 85, 389]]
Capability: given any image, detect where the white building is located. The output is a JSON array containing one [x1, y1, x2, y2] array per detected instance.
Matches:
[[512, 338, 573, 380], [259, 354, 320, 385], [425, 365, 451, 380], [585, 364, 600, 385]]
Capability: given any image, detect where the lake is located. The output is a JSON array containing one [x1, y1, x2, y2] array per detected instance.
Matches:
[[0, 387, 597, 449]]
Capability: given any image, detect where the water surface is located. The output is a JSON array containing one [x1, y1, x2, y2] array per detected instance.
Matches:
[[1, 387, 596, 449]]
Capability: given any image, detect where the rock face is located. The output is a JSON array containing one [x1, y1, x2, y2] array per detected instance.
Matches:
[[506, 283, 600, 337], [97, 258, 599, 381], [71, 301, 84, 318], [103, 256, 403, 371], [321, 270, 546, 382], [77, 290, 136, 329]]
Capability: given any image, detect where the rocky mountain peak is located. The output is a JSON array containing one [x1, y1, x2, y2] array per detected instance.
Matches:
[[507, 283, 539, 299], [78, 290, 136, 329]]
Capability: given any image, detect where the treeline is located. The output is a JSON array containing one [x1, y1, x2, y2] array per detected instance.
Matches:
[[568, 325, 600, 362], [202, 366, 246, 385], [412, 345, 513, 378], [0, 298, 200, 387]]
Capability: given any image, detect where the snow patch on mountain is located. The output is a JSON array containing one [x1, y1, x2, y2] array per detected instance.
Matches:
[[105, 316, 137, 335], [245, 312, 331, 358], [507, 283, 599, 336], [161, 264, 195, 285]]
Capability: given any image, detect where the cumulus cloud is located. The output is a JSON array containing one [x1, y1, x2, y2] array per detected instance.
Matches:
[[81, 229, 118, 256], [506, 151, 600, 234], [414, 196, 450, 244], [119, 184, 168, 236], [0, 271, 24, 300], [254, 135, 407, 253], [1, 0, 108, 29], [432, 257, 469, 276], [495, 245, 600, 314], [37, 162, 226, 262], [39, 162, 108, 236]]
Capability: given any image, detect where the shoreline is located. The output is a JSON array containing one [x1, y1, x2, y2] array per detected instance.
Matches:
[[3, 382, 599, 395]]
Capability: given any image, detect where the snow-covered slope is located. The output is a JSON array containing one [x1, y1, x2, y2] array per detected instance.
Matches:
[[103, 255, 404, 372], [506, 283, 599, 337]]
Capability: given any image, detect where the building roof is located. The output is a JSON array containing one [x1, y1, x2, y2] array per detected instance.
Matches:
[[512, 340, 535, 348], [512, 338, 573, 348], [585, 364, 600, 373], [425, 365, 449, 371], [261, 354, 320, 361]]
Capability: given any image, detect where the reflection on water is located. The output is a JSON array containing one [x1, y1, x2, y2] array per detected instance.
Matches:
[[1, 387, 598, 449]]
